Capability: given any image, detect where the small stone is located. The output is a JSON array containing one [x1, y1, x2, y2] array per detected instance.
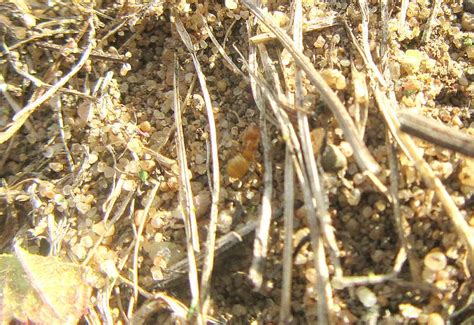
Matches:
[[76, 202, 91, 214], [400, 50, 424, 74], [427, 313, 445, 325], [194, 191, 211, 218], [399, 303, 422, 318], [100, 260, 118, 278], [353, 71, 368, 104], [424, 251, 447, 272], [48, 162, 64, 172], [321, 69, 347, 90], [355, 286, 377, 308], [127, 138, 143, 155], [225, 0, 238, 10], [150, 265, 164, 281], [146, 242, 184, 266], [140, 160, 156, 171], [232, 304, 247, 316], [80, 235, 94, 248], [462, 12, 474, 31], [92, 221, 115, 237], [123, 179, 136, 191], [467, 46, 474, 59], [216, 79, 228, 92], [321, 144, 347, 172], [139, 121, 152, 132], [339, 141, 353, 157], [217, 209, 234, 234], [72, 243, 86, 260], [459, 159, 474, 186], [465, 0, 474, 13], [345, 188, 361, 206]]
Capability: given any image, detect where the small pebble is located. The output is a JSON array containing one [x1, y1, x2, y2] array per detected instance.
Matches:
[[462, 12, 474, 31], [356, 286, 377, 308], [424, 251, 447, 272], [321, 144, 347, 172], [427, 313, 445, 325], [465, 0, 474, 13]]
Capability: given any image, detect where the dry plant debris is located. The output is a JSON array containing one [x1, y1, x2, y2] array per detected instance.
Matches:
[[0, 0, 473, 323]]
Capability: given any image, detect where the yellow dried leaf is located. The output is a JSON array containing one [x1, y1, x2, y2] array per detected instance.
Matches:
[[0, 245, 91, 324]]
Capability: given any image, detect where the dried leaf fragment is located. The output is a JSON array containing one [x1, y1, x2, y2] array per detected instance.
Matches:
[[0, 245, 92, 325]]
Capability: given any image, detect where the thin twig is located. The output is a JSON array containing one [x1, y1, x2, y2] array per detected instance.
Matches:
[[200, 15, 248, 80], [387, 134, 421, 281], [355, 0, 387, 87], [173, 61, 200, 253], [130, 181, 160, 317], [399, 0, 410, 27], [0, 18, 95, 144], [247, 29, 273, 290], [293, 1, 335, 321], [421, 0, 441, 43], [36, 41, 128, 63], [51, 93, 75, 172], [153, 207, 284, 289], [82, 181, 134, 266], [249, 15, 340, 44], [173, 15, 221, 322], [350, 62, 369, 137], [241, 0, 381, 174], [172, 55, 203, 325], [354, 0, 474, 273], [101, 174, 125, 225], [379, 0, 390, 69], [374, 86, 474, 272], [0, 74, 36, 134], [2, 49, 95, 101], [280, 147, 294, 324], [398, 111, 474, 157]]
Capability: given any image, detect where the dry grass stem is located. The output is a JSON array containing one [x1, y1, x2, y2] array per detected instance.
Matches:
[[350, 63, 369, 137], [172, 57, 203, 324], [250, 15, 340, 44], [173, 63, 200, 253], [35, 41, 128, 63], [399, 0, 410, 27], [51, 94, 74, 172], [387, 135, 421, 281], [280, 147, 294, 324], [82, 181, 135, 266], [2, 49, 95, 101], [398, 111, 474, 157], [241, 0, 381, 175], [293, 2, 334, 321], [176, 20, 221, 323], [350, 0, 474, 273], [356, 0, 387, 87], [0, 18, 95, 144], [1, 1, 471, 323], [130, 182, 160, 316], [421, 0, 442, 43], [153, 208, 281, 289], [249, 49, 331, 311], [201, 15, 247, 79], [247, 16, 273, 290], [379, 0, 390, 66], [373, 86, 474, 272], [0, 77, 36, 134]]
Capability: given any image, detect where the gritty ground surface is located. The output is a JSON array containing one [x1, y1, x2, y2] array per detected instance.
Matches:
[[0, 0, 473, 324]]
